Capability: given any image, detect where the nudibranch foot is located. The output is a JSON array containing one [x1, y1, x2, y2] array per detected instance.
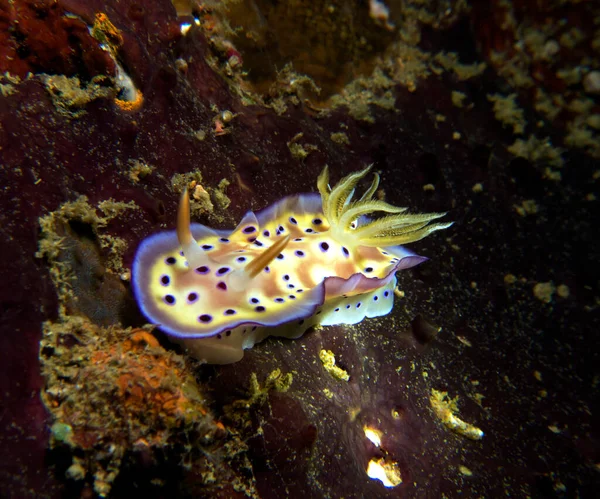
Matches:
[[132, 166, 452, 364], [175, 277, 397, 365]]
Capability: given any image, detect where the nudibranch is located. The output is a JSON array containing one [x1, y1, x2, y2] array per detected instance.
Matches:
[[132, 166, 452, 364]]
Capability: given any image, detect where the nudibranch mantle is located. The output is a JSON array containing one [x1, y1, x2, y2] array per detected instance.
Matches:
[[132, 166, 452, 364]]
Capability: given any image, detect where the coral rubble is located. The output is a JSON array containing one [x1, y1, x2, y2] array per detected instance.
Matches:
[[41, 318, 256, 497]]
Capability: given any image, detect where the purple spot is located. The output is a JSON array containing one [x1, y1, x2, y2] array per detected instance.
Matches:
[[382, 251, 389, 255], [374, 296, 379, 301], [305, 228, 314, 233], [320, 242, 329, 252], [225, 330, 231, 336], [276, 254, 284, 260], [201, 244, 213, 250], [254, 240, 264, 247], [237, 256, 247, 262], [297, 289, 303, 293], [356, 302, 361, 308], [312, 218, 322, 225], [198, 314, 212, 323], [264, 266, 270, 273], [243, 226, 256, 234], [288, 284, 295, 289], [275, 297, 285, 303], [220, 237, 230, 243], [248, 237, 257, 242], [250, 297, 260, 304], [195, 266, 209, 274], [342, 246, 349, 257], [216, 281, 227, 291], [335, 308, 340, 312], [263, 230, 270, 237], [289, 217, 298, 225], [384, 290, 390, 297], [278, 225, 285, 232], [187, 292, 198, 303], [165, 257, 176, 265], [224, 309, 236, 315], [294, 238, 303, 242], [216, 266, 230, 276], [255, 306, 265, 312], [252, 326, 258, 331], [295, 250, 305, 257], [160, 275, 170, 286], [365, 267, 373, 273], [283, 275, 290, 281], [164, 295, 175, 305], [346, 304, 351, 309], [217, 334, 222, 339], [289, 295, 296, 300], [179, 250, 184, 256]]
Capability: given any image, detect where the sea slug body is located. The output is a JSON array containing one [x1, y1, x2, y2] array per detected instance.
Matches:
[[132, 166, 452, 363]]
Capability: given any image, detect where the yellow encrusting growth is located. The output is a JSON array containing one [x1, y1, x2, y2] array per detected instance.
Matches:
[[319, 349, 350, 381], [430, 389, 484, 441], [318, 166, 452, 248]]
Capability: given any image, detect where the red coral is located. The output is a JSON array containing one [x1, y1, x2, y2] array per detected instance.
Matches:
[[0, 0, 115, 78]]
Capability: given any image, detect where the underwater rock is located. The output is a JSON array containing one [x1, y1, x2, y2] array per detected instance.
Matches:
[[0, 0, 598, 497], [0, 0, 116, 78]]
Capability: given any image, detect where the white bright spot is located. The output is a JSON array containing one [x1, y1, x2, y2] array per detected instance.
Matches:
[[310, 264, 332, 285], [363, 426, 382, 447], [180, 23, 191, 35], [115, 64, 138, 102], [366, 458, 402, 488]]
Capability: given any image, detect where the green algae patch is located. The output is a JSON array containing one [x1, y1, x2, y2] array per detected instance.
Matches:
[[36, 196, 138, 320], [287, 132, 319, 160], [41, 74, 117, 118], [223, 369, 294, 430], [170, 172, 232, 223]]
